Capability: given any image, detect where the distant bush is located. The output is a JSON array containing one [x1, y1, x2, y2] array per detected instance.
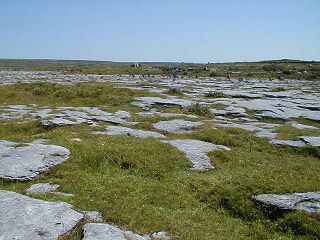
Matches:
[[205, 91, 229, 98], [166, 88, 182, 95], [271, 87, 285, 92], [185, 102, 211, 116], [209, 72, 219, 77]]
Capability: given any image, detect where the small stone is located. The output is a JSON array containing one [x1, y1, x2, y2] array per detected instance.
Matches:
[[25, 183, 60, 194], [151, 231, 171, 239], [71, 138, 82, 142], [82, 211, 103, 222]]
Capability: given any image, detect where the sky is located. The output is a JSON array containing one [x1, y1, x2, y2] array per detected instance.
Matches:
[[0, 0, 319, 62]]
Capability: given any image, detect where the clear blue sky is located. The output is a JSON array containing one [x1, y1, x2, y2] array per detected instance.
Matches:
[[0, 0, 319, 62]]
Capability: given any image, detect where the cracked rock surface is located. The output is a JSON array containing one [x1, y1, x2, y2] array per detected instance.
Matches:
[[253, 192, 320, 214], [154, 120, 203, 134], [93, 126, 166, 138], [82, 223, 150, 240], [0, 140, 70, 181], [0, 190, 83, 240]]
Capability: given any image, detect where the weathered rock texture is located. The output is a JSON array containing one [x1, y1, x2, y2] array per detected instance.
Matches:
[[154, 120, 202, 134], [253, 192, 320, 214], [93, 126, 166, 138], [0, 140, 70, 181], [82, 223, 150, 240], [0, 190, 83, 240], [162, 139, 230, 170]]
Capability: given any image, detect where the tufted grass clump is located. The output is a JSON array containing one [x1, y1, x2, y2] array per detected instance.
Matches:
[[185, 102, 212, 117], [205, 91, 229, 98]]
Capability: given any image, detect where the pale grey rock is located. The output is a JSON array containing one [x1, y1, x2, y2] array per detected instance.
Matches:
[[82, 211, 103, 222], [25, 183, 59, 194], [138, 110, 197, 119], [255, 130, 277, 140], [162, 139, 230, 170], [210, 106, 247, 117], [0, 190, 83, 240], [253, 192, 320, 214], [71, 138, 82, 142], [30, 139, 48, 144], [0, 140, 70, 181], [82, 223, 150, 240], [286, 121, 317, 130], [53, 192, 75, 197], [151, 231, 171, 239], [93, 126, 166, 139], [269, 139, 306, 147], [132, 97, 193, 109], [39, 117, 89, 128], [114, 110, 132, 118], [154, 120, 202, 134], [300, 136, 320, 147]]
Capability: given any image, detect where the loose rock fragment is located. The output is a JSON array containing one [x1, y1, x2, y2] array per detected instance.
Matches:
[[25, 183, 60, 194], [82, 211, 103, 222]]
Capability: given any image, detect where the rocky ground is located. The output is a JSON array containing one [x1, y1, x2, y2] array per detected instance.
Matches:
[[0, 69, 319, 239]]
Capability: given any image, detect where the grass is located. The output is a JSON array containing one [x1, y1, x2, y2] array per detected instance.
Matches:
[[276, 125, 320, 140], [165, 88, 183, 96], [0, 83, 320, 239], [0, 82, 159, 112], [184, 103, 212, 117]]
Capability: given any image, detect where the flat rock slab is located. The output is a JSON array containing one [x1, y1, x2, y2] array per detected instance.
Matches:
[[269, 139, 306, 147], [93, 126, 166, 138], [82, 223, 150, 240], [253, 192, 320, 214], [132, 97, 193, 109], [0, 140, 70, 181], [0, 190, 83, 240], [162, 139, 230, 170], [154, 120, 203, 134], [138, 110, 197, 119], [286, 121, 317, 130], [300, 136, 320, 147], [39, 117, 90, 128]]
